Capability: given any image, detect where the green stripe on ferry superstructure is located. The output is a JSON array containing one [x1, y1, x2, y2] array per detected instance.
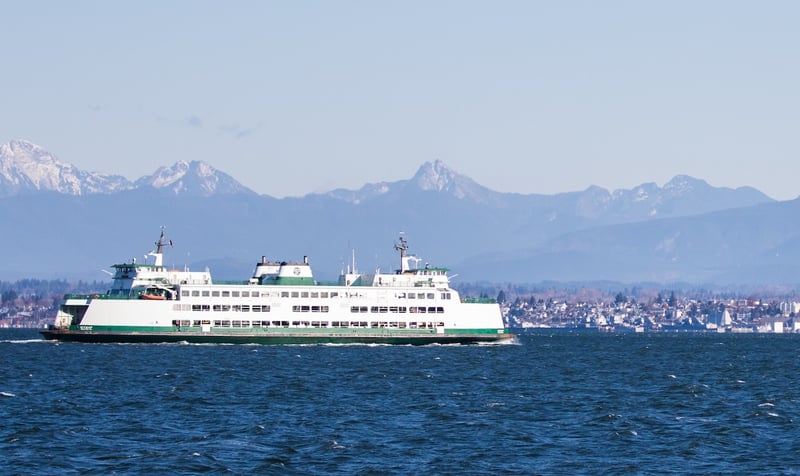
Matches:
[[261, 276, 316, 285]]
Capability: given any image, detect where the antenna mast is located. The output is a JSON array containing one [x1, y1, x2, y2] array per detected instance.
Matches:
[[394, 233, 408, 272], [155, 227, 173, 255], [151, 227, 174, 267]]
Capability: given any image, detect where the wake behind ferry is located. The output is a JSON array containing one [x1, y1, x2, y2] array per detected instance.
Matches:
[[41, 230, 513, 345]]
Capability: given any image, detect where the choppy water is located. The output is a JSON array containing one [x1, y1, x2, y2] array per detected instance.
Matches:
[[2, 329, 800, 474]]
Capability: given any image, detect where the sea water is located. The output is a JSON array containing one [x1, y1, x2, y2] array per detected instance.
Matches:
[[1, 329, 799, 474]]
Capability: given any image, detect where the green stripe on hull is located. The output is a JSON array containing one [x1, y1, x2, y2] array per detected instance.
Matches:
[[444, 328, 511, 335], [40, 328, 514, 345]]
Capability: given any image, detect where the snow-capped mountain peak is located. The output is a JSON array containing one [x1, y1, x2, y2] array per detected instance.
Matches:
[[412, 160, 460, 191], [136, 160, 255, 196], [0, 139, 134, 196], [410, 160, 495, 201], [663, 175, 709, 195], [0, 140, 255, 197], [322, 159, 498, 204]]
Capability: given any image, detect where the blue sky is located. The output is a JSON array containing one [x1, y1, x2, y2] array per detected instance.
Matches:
[[2, 1, 798, 199]]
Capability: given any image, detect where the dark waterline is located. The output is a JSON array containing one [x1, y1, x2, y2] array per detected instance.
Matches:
[[2, 329, 799, 474]]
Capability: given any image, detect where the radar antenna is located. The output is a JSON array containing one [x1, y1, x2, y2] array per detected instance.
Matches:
[[394, 233, 408, 256], [155, 227, 174, 254]]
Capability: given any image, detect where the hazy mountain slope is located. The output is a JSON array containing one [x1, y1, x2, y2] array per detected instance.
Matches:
[[460, 198, 800, 284]]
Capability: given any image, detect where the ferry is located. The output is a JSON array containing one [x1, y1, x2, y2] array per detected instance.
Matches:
[[40, 230, 513, 345]]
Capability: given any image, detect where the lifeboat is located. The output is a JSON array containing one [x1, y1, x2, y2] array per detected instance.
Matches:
[[139, 285, 172, 300], [140, 293, 166, 300]]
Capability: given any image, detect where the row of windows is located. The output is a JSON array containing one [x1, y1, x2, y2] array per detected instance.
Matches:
[[400, 292, 451, 300], [172, 319, 445, 329], [351, 306, 445, 314], [178, 289, 452, 300], [185, 304, 271, 312], [183, 289, 265, 298], [181, 289, 343, 299], [291, 305, 330, 313], [175, 304, 445, 314]]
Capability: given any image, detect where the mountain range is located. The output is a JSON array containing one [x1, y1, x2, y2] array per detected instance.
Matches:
[[0, 140, 250, 197], [0, 139, 796, 287]]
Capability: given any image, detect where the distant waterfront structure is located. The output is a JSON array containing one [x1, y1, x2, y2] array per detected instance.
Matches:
[[707, 308, 732, 328], [779, 301, 800, 316]]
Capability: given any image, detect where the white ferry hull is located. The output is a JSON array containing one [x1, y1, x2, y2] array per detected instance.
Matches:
[[41, 292, 512, 345]]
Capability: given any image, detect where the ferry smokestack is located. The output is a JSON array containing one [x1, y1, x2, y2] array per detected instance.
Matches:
[[304, 255, 308, 264], [261, 256, 266, 264]]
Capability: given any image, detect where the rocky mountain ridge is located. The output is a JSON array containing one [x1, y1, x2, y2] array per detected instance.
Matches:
[[0, 140, 774, 213], [0, 139, 793, 286]]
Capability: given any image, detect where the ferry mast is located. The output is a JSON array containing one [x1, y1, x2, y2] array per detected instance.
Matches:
[[394, 234, 409, 272]]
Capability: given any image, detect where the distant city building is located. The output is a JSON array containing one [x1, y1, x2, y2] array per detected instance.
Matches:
[[779, 301, 800, 316]]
